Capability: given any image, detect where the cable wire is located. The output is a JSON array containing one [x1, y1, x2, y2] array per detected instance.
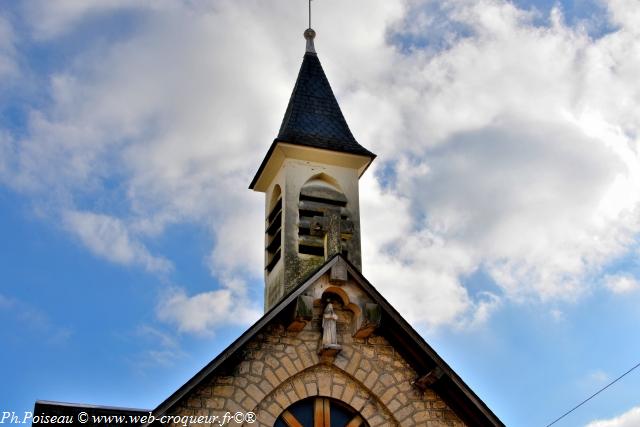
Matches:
[[545, 360, 640, 426]]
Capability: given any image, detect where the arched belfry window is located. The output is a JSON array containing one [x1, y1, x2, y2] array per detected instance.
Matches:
[[274, 397, 368, 427], [266, 185, 282, 272], [298, 175, 352, 259]]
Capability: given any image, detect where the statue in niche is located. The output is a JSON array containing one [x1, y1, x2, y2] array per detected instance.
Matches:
[[321, 303, 340, 350]]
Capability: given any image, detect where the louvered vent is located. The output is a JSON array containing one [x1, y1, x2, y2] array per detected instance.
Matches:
[[266, 196, 282, 272], [298, 177, 351, 259]]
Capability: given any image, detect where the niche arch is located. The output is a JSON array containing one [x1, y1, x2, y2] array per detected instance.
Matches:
[[319, 286, 362, 320]]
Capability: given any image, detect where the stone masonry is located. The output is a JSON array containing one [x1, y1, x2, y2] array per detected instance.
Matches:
[[166, 287, 465, 427]]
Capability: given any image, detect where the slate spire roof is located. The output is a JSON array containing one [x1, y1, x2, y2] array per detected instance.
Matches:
[[275, 29, 375, 158]]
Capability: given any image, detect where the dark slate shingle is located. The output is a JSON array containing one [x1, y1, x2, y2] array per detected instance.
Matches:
[[276, 52, 375, 158]]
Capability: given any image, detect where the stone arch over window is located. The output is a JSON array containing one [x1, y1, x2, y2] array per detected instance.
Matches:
[[298, 174, 352, 259], [266, 185, 283, 272], [253, 365, 399, 426], [274, 396, 369, 427]]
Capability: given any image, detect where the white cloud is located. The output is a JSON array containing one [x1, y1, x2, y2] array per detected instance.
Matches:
[[607, 0, 640, 33], [63, 210, 172, 273], [604, 274, 640, 294], [354, 0, 640, 326], [361, 171, 488, 327], [23, 0, 161, 40], [156, 283, 261, 334], [3, 0, 640, 332], [354, 0, 640, 321], [586, 406, 640, 427]]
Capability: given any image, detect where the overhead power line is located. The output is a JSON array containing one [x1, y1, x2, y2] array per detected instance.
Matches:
[[545, 360, 640, 427]]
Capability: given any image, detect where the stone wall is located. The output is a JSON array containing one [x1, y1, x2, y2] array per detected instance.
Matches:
[[167, 300, 465, 427]]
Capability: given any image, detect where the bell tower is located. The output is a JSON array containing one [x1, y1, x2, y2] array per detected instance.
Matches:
[[250, 28, 376, 310]]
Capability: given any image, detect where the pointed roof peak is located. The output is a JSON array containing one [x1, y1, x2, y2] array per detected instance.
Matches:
[[248, 28, 376, 190], [274, 31, 375, 159]]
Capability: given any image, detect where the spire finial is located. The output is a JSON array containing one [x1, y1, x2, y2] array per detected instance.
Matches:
[[304, 0, 316, 54], [304, 28, 316, 54]]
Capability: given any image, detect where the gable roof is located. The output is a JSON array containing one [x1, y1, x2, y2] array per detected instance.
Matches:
[[147, 255, 504, 427]]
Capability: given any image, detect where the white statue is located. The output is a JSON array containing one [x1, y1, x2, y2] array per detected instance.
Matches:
[[322, 303, 339, 348]]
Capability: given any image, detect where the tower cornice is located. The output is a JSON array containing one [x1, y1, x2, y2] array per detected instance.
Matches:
[[249, 141, 374, 192]]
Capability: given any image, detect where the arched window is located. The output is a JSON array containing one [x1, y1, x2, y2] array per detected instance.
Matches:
[[266, 185, 282, 272], [274, 397, 368, 427], [298, 175, 351, 259]]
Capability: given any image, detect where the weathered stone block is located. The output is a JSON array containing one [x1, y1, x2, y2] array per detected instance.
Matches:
[[305, 382, 317, 396], [281, 356, 297, 376], [240, 396, 257, 410], [246, 384, 266, 402], [364, 371, 378, 389], [330, 258, 348, 283], [203, 397, 225, 410], [292, 378, 306, 398], [213, 385, 234, 398], [342, 382, 356, 403], [345, 350, 362, 374], [387, 398, 402, 412], [361, 402, 377, 419], [233, 389, 247, 404], [233, 377, 248, 388], [264, 369, 280, 388], [368, 414, 385, 427], [380, 386, 399, 405], [332, 384, 344, 399], [274, 367, 289, 382], [256, 410, 276, 426], [318, 374, 331, 396], [264, 354, 280, 369], [395, 404, 414, 422], [274, 389, 292, 409], [350, 395, 366, 411], [286, 388, 298, 403], [354, 368, 367, 382]]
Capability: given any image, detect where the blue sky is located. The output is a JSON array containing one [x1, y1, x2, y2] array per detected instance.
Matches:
[[1, 1, 640, 426]]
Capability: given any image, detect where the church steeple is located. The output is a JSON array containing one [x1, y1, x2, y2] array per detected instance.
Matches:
[[251, 29, 375, 311], [274, 29, 374, 160]]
